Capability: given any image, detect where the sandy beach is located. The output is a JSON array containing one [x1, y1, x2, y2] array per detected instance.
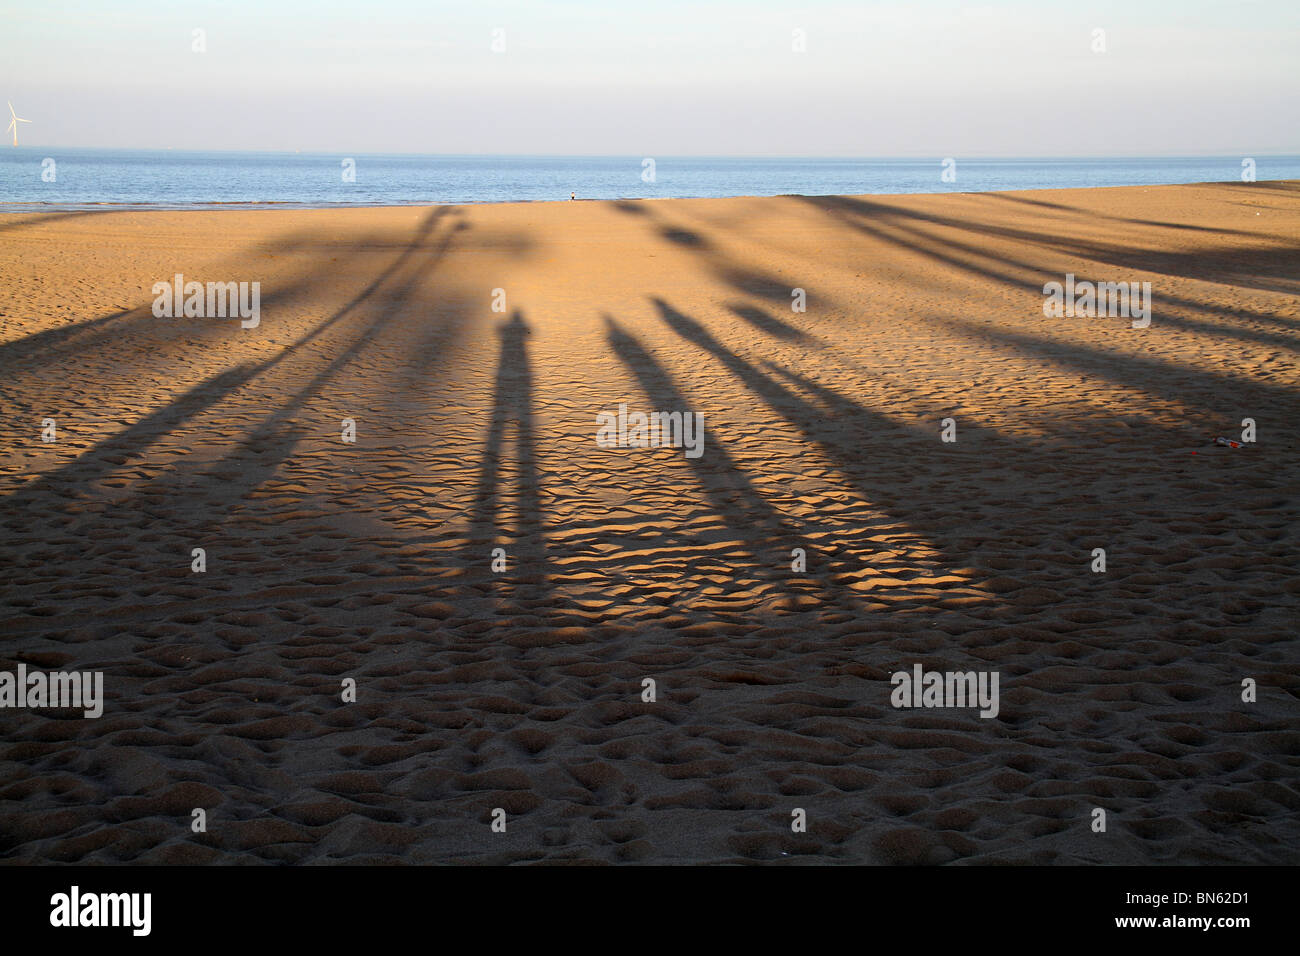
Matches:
[[1, 181, 1297, 864]]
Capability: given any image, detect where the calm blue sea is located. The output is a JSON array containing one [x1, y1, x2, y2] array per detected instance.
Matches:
[[1, 150, 1296, 209]]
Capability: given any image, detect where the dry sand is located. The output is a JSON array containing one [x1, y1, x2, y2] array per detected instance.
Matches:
[[0, 181, 1297, 864]]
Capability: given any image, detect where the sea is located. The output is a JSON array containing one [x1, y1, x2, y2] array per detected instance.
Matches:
[[1, 149, 1296, 210]]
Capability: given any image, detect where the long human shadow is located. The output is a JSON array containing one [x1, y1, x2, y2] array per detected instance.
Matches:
[[605, 314, 884, 607], [728, 303, 811, 342], [811, 189, 1300, 264], [980, 190, 1296, 239], [0, 307, 136, 366], [1212, 180, 1300, 197], [604, 315, 797, 558], [646, 297, 1136, 579], [0, 271, 341, 528], [458, 310, 553, 618], [788, 198, 1300, 400], [798, 193, 1300, 318], [649, 295, 933, 461], [0, 209, 116, 235], [782, 193, 1300, 367], [180, 210, 465, 503], [0, 210, 478, 407], [731, 289, 1297, 449], [610, 199, 812, 308], [121, 207, 471, 565], [0, 209, 471, 628], [0, 224, 360, 373], [661, 292, 1269, 467], [649, 294, 1300, 625], [0, 270, 332, 457], [4, 209, 457, 512], [926, 312, 1300, 430]]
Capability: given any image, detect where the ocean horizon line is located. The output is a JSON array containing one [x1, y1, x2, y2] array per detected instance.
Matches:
[[3, 176, 1297, 215], [5, 152, 1297, 210]]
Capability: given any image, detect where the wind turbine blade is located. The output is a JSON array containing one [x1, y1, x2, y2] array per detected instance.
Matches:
[[17, 118, 30, 123], [6, 120, 13, 133]]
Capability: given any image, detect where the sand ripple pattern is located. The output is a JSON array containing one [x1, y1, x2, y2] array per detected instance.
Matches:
[[1, 186, 1298, 863]]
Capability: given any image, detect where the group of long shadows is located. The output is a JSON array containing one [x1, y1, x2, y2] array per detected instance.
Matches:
[[1, 186, 1296, 862]]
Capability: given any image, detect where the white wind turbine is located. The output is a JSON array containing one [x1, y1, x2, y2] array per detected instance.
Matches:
[[7, 102, 32, 146]]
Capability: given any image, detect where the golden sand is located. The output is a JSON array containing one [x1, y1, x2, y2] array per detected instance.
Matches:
[[1, 182, 1297, 862]]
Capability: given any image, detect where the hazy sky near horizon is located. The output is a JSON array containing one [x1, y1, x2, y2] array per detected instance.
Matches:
[[3, 0, 1297, 155]]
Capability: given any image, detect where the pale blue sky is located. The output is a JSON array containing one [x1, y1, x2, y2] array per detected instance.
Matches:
[[3, 0, 1297, 154]]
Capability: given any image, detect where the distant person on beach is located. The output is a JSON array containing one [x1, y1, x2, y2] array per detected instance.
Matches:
[[570, 192, 575, 201]]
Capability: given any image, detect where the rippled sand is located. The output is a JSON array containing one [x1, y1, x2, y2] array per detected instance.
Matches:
[[1, 182, 1297, 863]]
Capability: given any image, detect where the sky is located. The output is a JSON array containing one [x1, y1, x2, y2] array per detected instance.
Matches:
[[2, 0, 1297, 155]]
